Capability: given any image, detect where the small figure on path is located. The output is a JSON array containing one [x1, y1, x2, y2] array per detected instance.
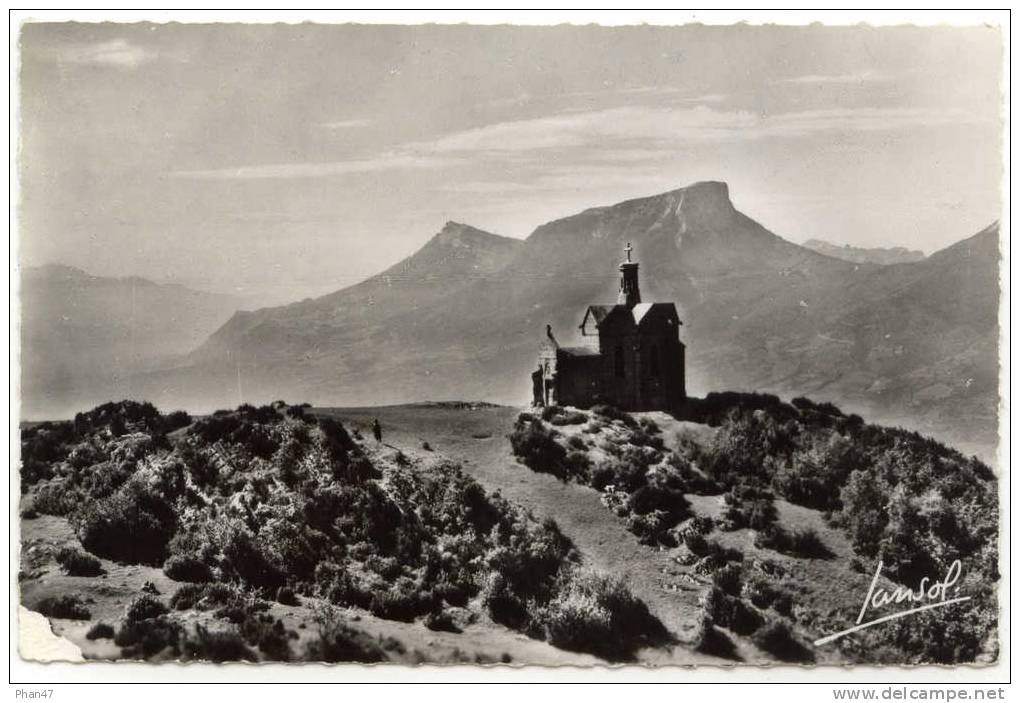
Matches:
[[372, 418, 382, 443]]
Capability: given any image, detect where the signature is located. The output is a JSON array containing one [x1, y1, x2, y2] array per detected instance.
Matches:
[[813, 559, 970, 646]]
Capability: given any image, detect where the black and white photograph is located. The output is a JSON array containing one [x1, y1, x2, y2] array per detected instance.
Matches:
[[9, 10, 1009, 684]]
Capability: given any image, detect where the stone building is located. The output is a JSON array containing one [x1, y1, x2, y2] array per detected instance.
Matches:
[[532, 244, 686, 411]]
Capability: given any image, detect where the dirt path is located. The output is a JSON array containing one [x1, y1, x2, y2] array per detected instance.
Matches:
[[319, 404, 726, 666]]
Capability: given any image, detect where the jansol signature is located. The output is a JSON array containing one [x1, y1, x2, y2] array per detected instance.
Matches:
[[813, 559, 970, 646]]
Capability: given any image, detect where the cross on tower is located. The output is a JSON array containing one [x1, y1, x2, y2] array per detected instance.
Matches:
[[624, 242, 633, 262]]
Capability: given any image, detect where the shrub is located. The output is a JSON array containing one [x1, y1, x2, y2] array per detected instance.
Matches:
[[34, 595, 91, 620], [509, 418, 567, 479], [722, 485, 777, 530], [163, 555, 213, 583], [425, 611, 461, 633], [743, 576, 778, 609], [369, 585, 436, 622], [712, 563, 743, 596], [537, 570, 668, 662], [32, 481, 81, 517], [276, 586, 299, 606], [482, 576, 529, 630], [591, 405, 638, 428], [549, 410, 587, 426], [710, 590, 762, 636], [169, 583, 240, 611], [163, 411, 192, 432], [55, 546, 104, 576], [182, 625, 257, 663], [304, 604, 387, 663], [696, 615, 738, 659], [73, 481, 176, 565], [239, 615, 294, 661], [754, 525, 832, 559], [86, 622, 115, 640], [115, 616, 182, 659], [629, 484, 689, 519], [126, 594, 168, 622], [752, 619, 814, 662]]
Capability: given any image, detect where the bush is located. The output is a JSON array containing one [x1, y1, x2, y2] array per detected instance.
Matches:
[[239, 615, 294, 661], [163, 555, 213, 583], [182, 625, 256, 663], [537, 570, 668, 662], [86, 622, 115, 640], [696, 615, 738, 659], [163, 411, 192, 432], [276, 586, 299, 606], [509, 418, 567, 479], [32, 481, 81, 517], [369, 585, 436, 622], [754, 525, 832, 559], [752, 619, 814, 662], [702, 587, 762, 635], [541, 405, 586, 425], [34, 595, 91, 620], [591, 405, 638, 428], [115, 616, 182, 659], [55, 546, 104, 576], [126, 594, 168, 622], [712, 563, 743, 596], [722, 485, 777, 530], [304, 605, 387, 663], [170, 583, 240, 611], [73, 481, 176, 565], [425, 611, 461, 633], [482, 576, 530, 630]]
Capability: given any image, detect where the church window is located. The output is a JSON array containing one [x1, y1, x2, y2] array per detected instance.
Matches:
[[614, 345, 625, 378], [650, 344, 660, 377]]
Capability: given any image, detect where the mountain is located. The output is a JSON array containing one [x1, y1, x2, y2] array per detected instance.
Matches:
[[802, 238, 926, 265], [135, 184, 999, 453], [20, 265, 240, 419]]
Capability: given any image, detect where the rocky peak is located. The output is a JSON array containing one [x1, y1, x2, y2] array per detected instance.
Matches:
[[674, 180, 735, 222]]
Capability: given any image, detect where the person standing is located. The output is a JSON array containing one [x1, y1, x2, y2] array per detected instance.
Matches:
[[372, 418, 382, 442]]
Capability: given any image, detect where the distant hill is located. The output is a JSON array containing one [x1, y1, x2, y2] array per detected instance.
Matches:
[[802, 239, 926, 265], [20, 265, 240, 419], [125, 184, 999, 453]]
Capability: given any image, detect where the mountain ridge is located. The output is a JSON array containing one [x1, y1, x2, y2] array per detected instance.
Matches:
[[78, 182, 1001, 453]]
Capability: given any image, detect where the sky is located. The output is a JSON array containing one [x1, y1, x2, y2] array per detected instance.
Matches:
[[18, 22, 1003, 307]]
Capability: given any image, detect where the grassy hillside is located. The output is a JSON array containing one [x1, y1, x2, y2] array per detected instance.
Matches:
[[20, 400, 665, 663], [510, 395, 998, 664]]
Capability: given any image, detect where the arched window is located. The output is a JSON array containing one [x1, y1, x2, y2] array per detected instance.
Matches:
[[614, 344, 625, 378], [649, 343, 660, 378]]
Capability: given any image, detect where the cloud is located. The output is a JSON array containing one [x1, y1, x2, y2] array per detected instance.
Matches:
[[410, 104, 985, 154], [323, 119, 372, 130], [171, 152, 449, 180], [171, 103, 986, 181], [59, 39, 157, 69], [776, 71, 896, 85]]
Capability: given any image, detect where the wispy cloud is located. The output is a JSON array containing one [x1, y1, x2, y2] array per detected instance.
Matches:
[[170, 152, 449, 181], [411, 104, 984, 154], [323, 119, 372, 130], [776, 71, 896, 85], [171, 103, 985, 181], [59, 38, 157, 69]]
